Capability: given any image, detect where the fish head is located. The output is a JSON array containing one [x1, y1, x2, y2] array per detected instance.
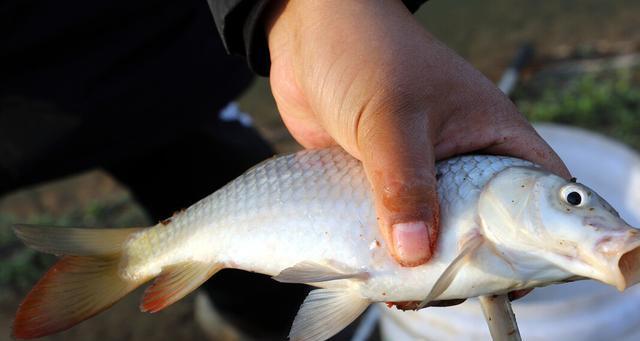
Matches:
[[478, 166, 640, 291]]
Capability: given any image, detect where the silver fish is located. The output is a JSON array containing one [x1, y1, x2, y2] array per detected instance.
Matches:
[[11, 147, 640, 340]]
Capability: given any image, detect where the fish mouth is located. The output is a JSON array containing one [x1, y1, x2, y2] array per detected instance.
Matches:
[[616, 242, 640, 291]]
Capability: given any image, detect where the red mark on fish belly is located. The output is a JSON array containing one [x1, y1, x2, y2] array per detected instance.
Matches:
[[385, 301, 421, 310]]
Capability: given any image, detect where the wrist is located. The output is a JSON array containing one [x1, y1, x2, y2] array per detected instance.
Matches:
[[266, 0, 416, 61]]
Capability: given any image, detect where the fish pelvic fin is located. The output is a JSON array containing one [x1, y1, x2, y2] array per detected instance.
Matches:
[[273, 261, 368, 283], [289, 288, 370, 341], [12, 225, 149, 339], [418, 233, 484, 309], [141, 262, 223, 313]]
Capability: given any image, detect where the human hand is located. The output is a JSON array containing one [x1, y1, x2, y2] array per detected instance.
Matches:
[[266, 0, 570, 267]]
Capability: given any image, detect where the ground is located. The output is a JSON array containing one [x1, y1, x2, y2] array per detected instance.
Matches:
[[1, 1, 639, 340]]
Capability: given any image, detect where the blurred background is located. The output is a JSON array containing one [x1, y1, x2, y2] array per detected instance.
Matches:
[[1, 0, 640, 340]]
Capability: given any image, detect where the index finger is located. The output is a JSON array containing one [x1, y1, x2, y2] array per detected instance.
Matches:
[[482, 125, 571, 179]]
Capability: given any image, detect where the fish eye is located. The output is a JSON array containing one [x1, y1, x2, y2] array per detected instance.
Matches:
[[567, 191, 581, 205], [560, 185, 588, 207]]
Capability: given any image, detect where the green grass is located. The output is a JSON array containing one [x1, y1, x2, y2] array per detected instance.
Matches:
[[516, 67, 640, 149]]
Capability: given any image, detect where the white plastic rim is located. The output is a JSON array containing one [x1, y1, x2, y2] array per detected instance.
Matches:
[[379, 123, 640, 341]]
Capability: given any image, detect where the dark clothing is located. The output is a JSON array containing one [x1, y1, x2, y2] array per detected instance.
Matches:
[[208, 0, 272, 75], [0, 0, 305, 337], [0, 0, 430, 190], [0, 0, 254, 193]]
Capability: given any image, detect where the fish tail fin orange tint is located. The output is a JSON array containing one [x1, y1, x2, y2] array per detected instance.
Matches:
[[13, 256, 147, 338], [12, 224, 149, 338], [140, 262, 223, 313]]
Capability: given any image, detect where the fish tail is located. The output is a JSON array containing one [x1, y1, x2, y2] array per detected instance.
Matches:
[[12, 225, 148, 339]]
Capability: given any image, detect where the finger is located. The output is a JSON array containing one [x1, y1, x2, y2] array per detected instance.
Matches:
[[357, 111, 439, 267], [484, 124, 571, 179]]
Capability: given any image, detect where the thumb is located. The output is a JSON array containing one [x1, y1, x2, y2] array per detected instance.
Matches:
[[357, 112, 439, 267]]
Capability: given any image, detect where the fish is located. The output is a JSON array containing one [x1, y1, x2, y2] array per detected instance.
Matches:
[[10, 147, 640, 340]]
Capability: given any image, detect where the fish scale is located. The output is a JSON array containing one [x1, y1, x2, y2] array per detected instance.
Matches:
[[12, 146, 640, 341], [120, 148, 534, 298]]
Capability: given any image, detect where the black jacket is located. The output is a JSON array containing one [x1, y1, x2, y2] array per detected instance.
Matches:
[[0, 0, 255, 189], [0, 0, 426, 191]]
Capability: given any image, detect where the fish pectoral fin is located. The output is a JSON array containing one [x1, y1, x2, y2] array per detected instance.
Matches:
[[418, 233, 484, 309], [289, 288, 370, 341], [140, 262, 223, 313], [273, 261, 367, 283]]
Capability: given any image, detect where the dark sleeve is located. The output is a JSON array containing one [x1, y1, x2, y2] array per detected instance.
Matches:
[[208, 0, 429, 77]]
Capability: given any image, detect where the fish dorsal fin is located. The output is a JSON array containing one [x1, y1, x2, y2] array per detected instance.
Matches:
[[289, 288, 370, 341], [418, 234, 484, 309], [140, 262, 223, 313], [273, 261, 367, 283]]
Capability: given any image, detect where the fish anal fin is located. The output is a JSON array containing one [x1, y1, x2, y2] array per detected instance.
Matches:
[[418, 233, 484, 309], [273, 261, 367, 283], [289, 288, 370, 341], [140, 262, 223, 313]]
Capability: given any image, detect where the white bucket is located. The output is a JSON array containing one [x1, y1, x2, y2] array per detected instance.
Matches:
[[378, 123, 640, 341]]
